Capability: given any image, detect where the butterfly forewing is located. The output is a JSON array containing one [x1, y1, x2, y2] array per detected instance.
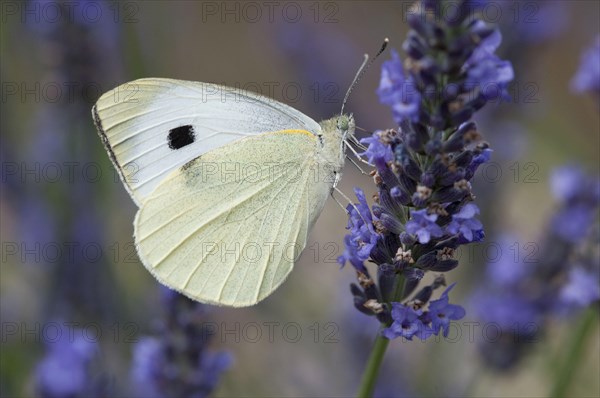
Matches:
[[92, 78, 321, 205]]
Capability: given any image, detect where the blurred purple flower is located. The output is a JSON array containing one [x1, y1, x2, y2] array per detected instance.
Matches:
[[473, 290, 540, 329], [550, 165, 599, 203], [131, 337, 163, 398], [18, 197, 57, 251], [571, 36, 600, 95], [473, 165, 599, 369], [198, 352, 234, 393], [559, 266, 600, 308], [486, 235, 530, 287], [130, 289, 231, 398], [515, 1, 568, 44], [26, 0, 121, 51], [35, 325, 98, 398], [550, 166, 599, 243], [551, 165, 587, 201], [552, 204, 595, 243]]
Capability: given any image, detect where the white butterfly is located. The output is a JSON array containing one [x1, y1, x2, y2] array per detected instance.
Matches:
[[92, 41, 387, 306], [93, 78, 355, 306]]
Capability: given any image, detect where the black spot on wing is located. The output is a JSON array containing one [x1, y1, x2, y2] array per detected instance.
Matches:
[[168, 125, 196, 150]]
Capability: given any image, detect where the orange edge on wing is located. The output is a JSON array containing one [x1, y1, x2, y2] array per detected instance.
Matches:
[[270, 129, 315, 139]]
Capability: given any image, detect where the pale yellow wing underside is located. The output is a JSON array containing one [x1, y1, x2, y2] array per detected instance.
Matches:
[[134, 130, 331, 306]]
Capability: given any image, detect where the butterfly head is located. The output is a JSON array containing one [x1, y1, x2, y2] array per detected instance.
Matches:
[[336, 114, 355, 141]]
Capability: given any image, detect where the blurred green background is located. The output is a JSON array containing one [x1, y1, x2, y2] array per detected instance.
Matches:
[[1, 1, 599, 397]]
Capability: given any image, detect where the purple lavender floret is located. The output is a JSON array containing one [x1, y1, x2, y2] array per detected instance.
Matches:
[[361, 131, 395, 164], [405, 209, 444, 244], [426, 284, 466, 337], [446, 203, 483, 242], [382, 304, 432, 341], [338, 188, 380, 273]]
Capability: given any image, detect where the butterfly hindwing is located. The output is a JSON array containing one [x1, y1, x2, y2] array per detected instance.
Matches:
[[133, 130, 331, 306]]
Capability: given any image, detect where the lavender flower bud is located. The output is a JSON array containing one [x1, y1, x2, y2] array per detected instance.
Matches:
[[405, 122, 430, 152], [395, 145, 422, 181], [407, 13, 433, 39], [380, 213, 404, 235], [424, 138, 443, 155], [402, 268, 426, 298], [453, 150, 475, 168], [420, 172, 436, 188], [412, 285, 434, 305], [432, 186, 468, 203], [415, 250, 438, 268], [380, 187, 405, 215], [403, 31, 427, 60], [379, 264, 398, 303], [443, 122, 478, 152], [374, 157, 401, 189], [390, 185, 411, 206]]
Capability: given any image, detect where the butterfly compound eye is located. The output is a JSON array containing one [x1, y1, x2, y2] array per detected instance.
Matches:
[[337, 116, 349, 132]]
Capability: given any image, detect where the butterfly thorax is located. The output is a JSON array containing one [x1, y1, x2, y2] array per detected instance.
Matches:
[[317, 114, 355, 180]]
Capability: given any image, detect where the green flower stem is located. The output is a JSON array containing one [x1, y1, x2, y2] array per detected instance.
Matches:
[[357, 333, 390, 398], [356, 275, 406, 398], [550, 308, 598, 398]]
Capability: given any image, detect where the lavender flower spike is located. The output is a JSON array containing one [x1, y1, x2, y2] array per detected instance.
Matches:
[[340, 0, 513, 345]]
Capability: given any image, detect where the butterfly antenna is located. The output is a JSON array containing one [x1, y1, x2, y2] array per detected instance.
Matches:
[[355, 125, 371, 133], [340, 38, 389, 116]]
